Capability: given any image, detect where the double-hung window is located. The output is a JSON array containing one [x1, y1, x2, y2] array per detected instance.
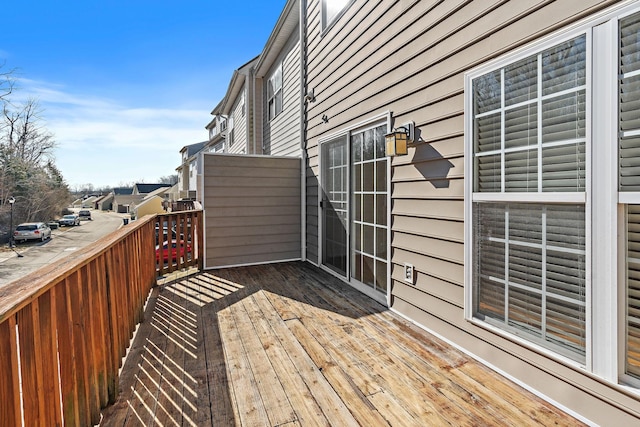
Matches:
[[621, 11, 640, 383], [267, 63, 283, 120], [467, 34, 588, 363], [467, 3, 640, 386]]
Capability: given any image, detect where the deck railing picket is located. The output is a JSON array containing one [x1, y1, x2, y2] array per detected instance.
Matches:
[[0, 210, 202, 426]]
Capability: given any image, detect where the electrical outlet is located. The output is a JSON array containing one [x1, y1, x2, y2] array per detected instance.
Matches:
[[404, 263, 414, 284]]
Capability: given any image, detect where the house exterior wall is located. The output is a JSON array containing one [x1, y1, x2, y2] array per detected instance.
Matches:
[[135, 196, 164, 219], [227, 85, 249, 155], [188, 159, 198, 192], [303, 0, 640, 425], [203, 153, 301, 268], [263, 30, 302, 157]]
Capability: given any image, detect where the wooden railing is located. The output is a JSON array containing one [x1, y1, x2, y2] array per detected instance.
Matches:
[[154, 210, 203, 276], [0, 210, 203, 426]]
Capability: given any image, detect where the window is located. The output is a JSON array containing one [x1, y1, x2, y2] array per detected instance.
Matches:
[[228, 128, 235, 147], [322, 0, 350, 30], [228, 117, 234, 147], [267, 63, 283, 120], [467, 5, 640, 386], [621, 11, 640, 382], [351, 125, 388, 294], [468, 35, 588, 362]]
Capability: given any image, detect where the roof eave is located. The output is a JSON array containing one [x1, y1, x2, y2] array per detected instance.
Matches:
[[254, 0, 299, 77]]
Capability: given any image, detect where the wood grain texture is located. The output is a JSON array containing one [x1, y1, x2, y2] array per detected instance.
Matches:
[[101, 262, 585, 426]]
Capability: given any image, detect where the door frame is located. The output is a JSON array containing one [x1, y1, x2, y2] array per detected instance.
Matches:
[[317, 111, 391, 306]]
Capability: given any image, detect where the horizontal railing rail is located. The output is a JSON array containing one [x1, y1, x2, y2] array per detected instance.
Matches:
[[0, 209, 203, 426]]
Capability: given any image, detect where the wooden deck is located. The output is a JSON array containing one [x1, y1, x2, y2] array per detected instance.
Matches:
[[100, 262, 585, 426]]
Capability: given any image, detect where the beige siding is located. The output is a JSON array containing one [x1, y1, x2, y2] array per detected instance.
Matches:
[[263, 31, 302, 157], [254, 78, 265, 155], [203, 154, 301, 267], [304, 0, 639, 424], [227, 86, 248, 155]]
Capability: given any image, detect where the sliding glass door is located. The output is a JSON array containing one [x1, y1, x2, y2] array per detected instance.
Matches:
[[320, 123, 389, 297]]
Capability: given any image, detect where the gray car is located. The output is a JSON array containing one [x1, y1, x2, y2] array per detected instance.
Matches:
[[13, 222, 52, 243], [59, 214, 80, 226]]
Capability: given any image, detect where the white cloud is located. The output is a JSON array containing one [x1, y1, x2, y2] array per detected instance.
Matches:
[[14, 78, 210, 188]]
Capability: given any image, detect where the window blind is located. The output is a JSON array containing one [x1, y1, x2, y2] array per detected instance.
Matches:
[[473, 35, 586, 193], [474, 202, 586, 361], [628, 205, 640, 378], [622, 11, 640, 380], [620, 12, 640, 191]]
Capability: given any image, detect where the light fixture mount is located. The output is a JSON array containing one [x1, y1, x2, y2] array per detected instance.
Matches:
[[385, 121, 415, 157]]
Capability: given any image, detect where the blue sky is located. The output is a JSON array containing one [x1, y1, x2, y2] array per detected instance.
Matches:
[[1, 0, 286, 189]]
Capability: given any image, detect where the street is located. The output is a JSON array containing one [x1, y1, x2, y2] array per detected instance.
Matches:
[[0, 210, 127, 288]]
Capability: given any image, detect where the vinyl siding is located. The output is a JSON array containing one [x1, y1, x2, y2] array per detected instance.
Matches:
[[304, 0, 638, 424], [203, 154, 301, 268], [263, 30, 302, 157], [227, 86, 248, 155]]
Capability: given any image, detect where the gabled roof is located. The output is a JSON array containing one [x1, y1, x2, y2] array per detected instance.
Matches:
[[135, 195, 163, 210], [220, 56, 259, 116], [254, 0, 300, 78], [143, 186, 172, 201], [180, 141, 207, 157], [133, 183, 172, 194], [113, 187, 133, 195], [113, 194, 145, 206]]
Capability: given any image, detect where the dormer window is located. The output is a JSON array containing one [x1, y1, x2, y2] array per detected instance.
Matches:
[[322, 0, 350, 30], [268, 63, 283, 120]]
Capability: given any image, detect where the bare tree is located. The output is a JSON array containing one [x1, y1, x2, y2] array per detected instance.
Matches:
[[0, 84, 69, 232], [158, 174, 178, 185], [1, 98, 56, 165], [0, 63, 15, 102]]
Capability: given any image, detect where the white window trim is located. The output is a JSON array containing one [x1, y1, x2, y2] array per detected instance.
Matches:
[[465, 24, 593, 370], [317, 111, 392, 306], [321, 0, 354, 33], [466, 0, 640, 387], [268, 62, 283, 121]]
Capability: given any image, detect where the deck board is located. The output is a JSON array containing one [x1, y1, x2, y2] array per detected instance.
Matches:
[[100, 262, 586, 427]]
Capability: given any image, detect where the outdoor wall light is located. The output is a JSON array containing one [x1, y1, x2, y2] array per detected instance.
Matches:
[[385, 122, 415, 157]]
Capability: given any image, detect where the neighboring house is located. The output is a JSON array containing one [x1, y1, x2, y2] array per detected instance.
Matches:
[[197, 0, 640, 424], [177, 141, 206, 201], [132, 183, 172, 195], [112, 195, 145, 214], [81, 196, 97, 208], [113, 187, 133, 195], [144, 186, 172, 201], [96, 193, 114, 211], [220, 57, 259, 155], [133, 195, 165, 219], [252, 0, 302, 157], [204, 100, 227, 154]]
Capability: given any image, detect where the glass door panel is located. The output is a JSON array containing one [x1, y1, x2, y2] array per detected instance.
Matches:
[[321, 138, 348, 276], [351, 125, 388, 294]]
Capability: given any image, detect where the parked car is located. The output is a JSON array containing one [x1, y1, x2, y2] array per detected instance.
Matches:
[[78, 209, 92, 220], [155, 240, 192, 263], [13, 222, 52, 243], [59, 214, 80, 226]]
